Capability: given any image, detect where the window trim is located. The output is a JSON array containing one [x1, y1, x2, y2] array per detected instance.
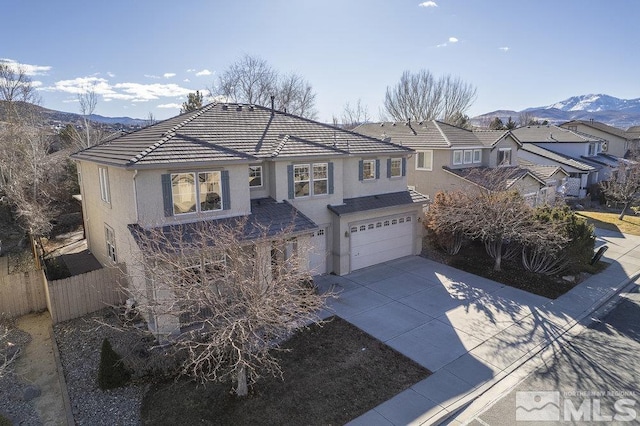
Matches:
[[293, 164, 311, 198], [105, 225, 116, 263], [453, 150, 463, 165], [463, 150, 473, 164], [249, 165, 263, 188], [362, 159, 376, 180], [171, 170, 223, 215], [497, 148, 512, 166], [416, 150, 433, 171], [293, 162, 329, 198], [390, 158, 402, 178], [473, 149, 482, 164], [99, 167, 110, 204]]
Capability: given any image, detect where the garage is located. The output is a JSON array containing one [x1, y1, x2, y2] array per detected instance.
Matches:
[[350, 214, 414, 271]]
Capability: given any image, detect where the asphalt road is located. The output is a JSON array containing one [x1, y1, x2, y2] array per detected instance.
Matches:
[[462, 284, 640, 426]]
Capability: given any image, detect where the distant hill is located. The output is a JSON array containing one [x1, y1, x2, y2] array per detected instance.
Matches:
[[472, 94, 640, 129]]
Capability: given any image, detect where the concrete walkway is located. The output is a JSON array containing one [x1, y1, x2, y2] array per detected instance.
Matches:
[[314, 228, 640, 425]]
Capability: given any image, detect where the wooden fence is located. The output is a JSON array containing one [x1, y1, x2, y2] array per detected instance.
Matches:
[[0, 258, 127, 323]]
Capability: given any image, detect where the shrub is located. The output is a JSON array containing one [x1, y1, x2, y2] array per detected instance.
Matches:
[[532, 205, 595, 273], [97, 338, 131, 390]]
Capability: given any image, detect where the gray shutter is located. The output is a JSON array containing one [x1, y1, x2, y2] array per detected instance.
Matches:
[[287, 165, 294, 199], [328, 162, 334, 194], [375, 159, 380, 179], [161, 174, 173, 217], [358, 160, 364, 181], [386, 158, 392, 178], [402, 158, 407, 176], [221, 170, 231, 210]]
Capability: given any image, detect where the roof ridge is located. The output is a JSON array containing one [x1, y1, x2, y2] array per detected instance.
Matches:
[[271, 134, 290, 157], [128, 103, 217, 164], [432, 121, 451, 147]]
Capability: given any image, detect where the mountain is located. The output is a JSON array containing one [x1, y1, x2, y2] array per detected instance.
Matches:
[[473, 94, 640, 129]]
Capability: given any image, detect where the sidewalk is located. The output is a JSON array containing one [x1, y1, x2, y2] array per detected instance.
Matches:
[[314, 228, 640, 425]]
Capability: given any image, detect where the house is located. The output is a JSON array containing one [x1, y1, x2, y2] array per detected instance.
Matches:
[[560, 120, 640, 158], [513, 125, 620, 197], [518, 159, 570, 204], [71, 103, 427, 335], [353, 121, 552, 203]]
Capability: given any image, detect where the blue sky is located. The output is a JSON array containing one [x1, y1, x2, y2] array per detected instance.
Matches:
[[3, 0, 639, 122]]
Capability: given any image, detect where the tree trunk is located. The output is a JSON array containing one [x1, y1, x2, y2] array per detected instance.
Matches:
[[619, 202, 630, 220], [493, 239, 503, 271], [235, 365, 248, 397]]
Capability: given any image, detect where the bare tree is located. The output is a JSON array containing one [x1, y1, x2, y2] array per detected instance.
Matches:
[[600, 161, 640, 220], [518, 111, 539, 127], [213, 55, 317, 119], [78, 86, 98, 147], [384, 70, 476, 123], [126, 218, 332, 397], [143, 111, 157, 127], [341, 99, 370, 129], [0, 62, 41, 122], [58, 85, 107, 152]]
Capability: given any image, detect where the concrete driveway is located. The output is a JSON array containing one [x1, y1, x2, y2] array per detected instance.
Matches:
[[313, 244, 639, 425]]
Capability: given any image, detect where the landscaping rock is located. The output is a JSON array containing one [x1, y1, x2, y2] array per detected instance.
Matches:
[[562, 275, 576, 283], [23, 385, 41, 401]]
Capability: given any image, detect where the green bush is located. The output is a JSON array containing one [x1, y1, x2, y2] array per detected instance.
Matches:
[[533, 205, 596, 273], [98, 338, 131, 390], [0, 413, 12, 426]]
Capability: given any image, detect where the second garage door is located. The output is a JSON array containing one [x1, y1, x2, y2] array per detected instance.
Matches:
[[350, 214, 414, 271]]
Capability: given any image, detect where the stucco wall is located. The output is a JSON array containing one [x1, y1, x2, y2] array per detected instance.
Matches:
[[564, 124, 628, 158]]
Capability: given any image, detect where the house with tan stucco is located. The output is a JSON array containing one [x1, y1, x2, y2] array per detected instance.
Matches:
[[560, 120, 640, 158], [353, 121, 557, 205], [71, 103, 427, 335]]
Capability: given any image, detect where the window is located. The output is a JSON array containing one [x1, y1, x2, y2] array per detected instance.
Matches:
[[249, 165, 262, 187], [171, 171, 222, 214], [359, 225, 366, 231], [294, 165, 310, 197], [498, 148, 512, 166], [351, 226, 358, 233], [392, 219, 397, 225], [99, 167, 110, 203], [317, 229, 325, 236], [463, 150, 473, 164], [368, 224, 374, 230], [473, 149, 482, 163], [105, 225, 116, 263], [362, 160, 376, 180], [383, 220, 390, 226], [453, 150, 463, 165], [588, 143, 597, 156], [416, 151, 433, 171], [390, 158, 402, 177], [313, 163, 328, 195], [568, 125, 577, 131]]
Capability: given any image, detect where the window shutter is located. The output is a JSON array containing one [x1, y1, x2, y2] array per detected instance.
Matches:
[[161, 174, 173, 217], [375, 159, 380, 179], [386, 159, 392, 178], [328, 162, 334, 194], [221, 170, 231, 210], [358, 160, 364, 181], [402, 158, 407, 176], [287, 165, 294, 199]]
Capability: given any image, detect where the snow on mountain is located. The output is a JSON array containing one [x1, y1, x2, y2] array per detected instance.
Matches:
[[542, 94, 640, 113]]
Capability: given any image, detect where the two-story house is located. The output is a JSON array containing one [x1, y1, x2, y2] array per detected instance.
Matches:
[[71, 103, 427, 335], [354, 121, 554, 204], [513, 125, 616, 198], [560, 120, 640, 158]]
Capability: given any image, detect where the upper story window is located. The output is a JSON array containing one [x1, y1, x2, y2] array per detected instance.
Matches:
[[416, 151, 433, 171], [588, 143, 597, 156], [453, 150, 463, 165], [568, 125, 577, 131], [362, 160, 376, 180], [498, 148, 512, 166], [288, 162, 333, 199], [172, 171, 221, 214], [99, 167, 110, 204], [473, 149, 482, 163], [390, 158, 402, 177], [249, 165, 263, 187]]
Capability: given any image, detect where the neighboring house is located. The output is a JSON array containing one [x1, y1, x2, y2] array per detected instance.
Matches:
[[512, 125, 620, 197], [518, 159, 569, 205], [353, 121, 550, 203], [71, 103, 427, 336], [560, 120, 640, 158]]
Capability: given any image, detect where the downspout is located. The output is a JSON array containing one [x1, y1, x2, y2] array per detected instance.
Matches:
[[132, 169, 139, 222]]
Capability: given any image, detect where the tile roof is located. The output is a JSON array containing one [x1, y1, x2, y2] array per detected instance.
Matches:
[[561, 120, 633, 140], [128, 197, 318, 252], [353, 120, 483, 149], [518, 158, 568, 180], [327, 190, 429, 216], [520, 143, 596, 172], [473, 130, 518, 148], [72, 103, 411, 168], [512, 125, 604, 144], [443, 166, 543, 191]]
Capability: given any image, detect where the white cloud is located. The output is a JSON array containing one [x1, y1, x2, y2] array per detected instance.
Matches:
[[0, 58, 52, 76], [183, 78, 191, 83], [163, 72, 176, 78], [186, 68, 196, 73], [449, 37, 458, 43], [436, 43, 447, 48], [499, 46, 510, 52], [107, 71, 116, 78], [195, 69, 212, 77], [42, 76, 115, 95], [157, 103, 182, 109], [144, 74, 161, 79], [418, 1, 438, 7]]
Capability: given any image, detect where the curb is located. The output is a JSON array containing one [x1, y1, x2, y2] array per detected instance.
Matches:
[[427, 269, 640, 425], [49, 325, 75, 426]]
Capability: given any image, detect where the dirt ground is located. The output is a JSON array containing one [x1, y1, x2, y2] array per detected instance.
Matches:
[[14, 312, 67, 426]]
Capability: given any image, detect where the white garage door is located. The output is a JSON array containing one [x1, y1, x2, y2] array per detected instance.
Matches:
[[308, 228, 327, 275], [350, 215, 414, 271]]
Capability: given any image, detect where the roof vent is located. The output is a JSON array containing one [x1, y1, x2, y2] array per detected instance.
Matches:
[[237, 105, 243, 111], [392, 122, 396, 126], [222, 104, 228, 110], [249, 105, 254, 111], [380, 123, 384, 127]]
